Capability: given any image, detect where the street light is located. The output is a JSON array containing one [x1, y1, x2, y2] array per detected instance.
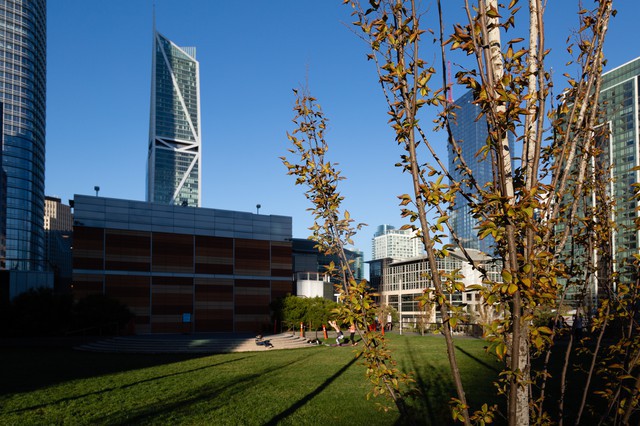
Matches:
[[94, 186, 100, 196], [256, 204, 261, 214]]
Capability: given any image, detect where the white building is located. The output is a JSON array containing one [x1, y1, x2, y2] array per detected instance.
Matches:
[[378, 249, 502, 331], [371, 224, 422, 260], [295, 272, 332, 299]]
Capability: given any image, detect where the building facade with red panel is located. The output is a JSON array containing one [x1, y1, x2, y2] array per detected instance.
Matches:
[[71, 195, 293, 334]]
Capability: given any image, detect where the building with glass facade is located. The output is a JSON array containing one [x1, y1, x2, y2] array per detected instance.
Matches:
[[598, 57, 640, 279], [147, 26, 201, 207], [449, 90, 514, 254], [0, 103, 5, 269], [0, 0, 47, 271], [377, 249, 502, 331]]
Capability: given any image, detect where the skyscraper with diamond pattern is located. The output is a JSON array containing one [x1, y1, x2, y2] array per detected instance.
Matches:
[[147, 25, 201, 207]]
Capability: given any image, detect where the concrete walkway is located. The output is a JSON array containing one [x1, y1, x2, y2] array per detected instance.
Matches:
[[74, 332, 321, 354]]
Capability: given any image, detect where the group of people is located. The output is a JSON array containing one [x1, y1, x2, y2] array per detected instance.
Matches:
[[328, 320, 358, 346], [547, 313, 586, 339]]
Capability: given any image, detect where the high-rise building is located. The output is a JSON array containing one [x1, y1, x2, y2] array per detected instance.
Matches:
[[371, 224, 422, 261], [0, 1, 47, 271], [147, 25, 201, 207], [0, 102, 5, 270], [598, 57, 640, 277], [44, 196, 73, 291], [449, 89, 515, 254]]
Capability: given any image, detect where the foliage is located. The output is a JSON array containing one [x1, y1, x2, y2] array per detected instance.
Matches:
[[2, 288, 74, 336], [0, 289, 134, 337], [281, 0, 638, 424], [274, 295, 337, 335], [74, 294, 134, 335], [283, 89, 415, 417]]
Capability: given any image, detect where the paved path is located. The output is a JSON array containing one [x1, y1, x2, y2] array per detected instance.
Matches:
[[74, 332, 321, 354]]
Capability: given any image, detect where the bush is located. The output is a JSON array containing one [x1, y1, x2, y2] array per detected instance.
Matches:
[[2, 288, 74, 336], [74, 294, 134, 335], [1, 289, 133, 337]]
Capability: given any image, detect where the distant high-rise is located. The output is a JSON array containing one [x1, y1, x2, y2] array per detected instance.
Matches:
[[599, 57, 640, 275], [0, 102, 5, 269], [449, 89, 514, 254], [147, 25, 201, 207], [44, 196, 73, 290], [0, 1, 47, 271], [371, 225, 422, 261]]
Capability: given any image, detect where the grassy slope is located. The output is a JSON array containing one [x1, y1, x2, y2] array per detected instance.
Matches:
[[0, 334, 501, 425]]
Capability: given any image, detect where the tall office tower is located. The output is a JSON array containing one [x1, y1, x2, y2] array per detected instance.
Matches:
[[371, 225, 422, 260], [44, 196, 73, 290], [0, 102, 5, 269], [599, 57, 640, 278], [0, 1, 47, 271], [148, 26, 201, 207], [449, 89, 515, 254]]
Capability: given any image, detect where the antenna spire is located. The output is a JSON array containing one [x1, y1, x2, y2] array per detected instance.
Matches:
[[447, 60, 453, 103]]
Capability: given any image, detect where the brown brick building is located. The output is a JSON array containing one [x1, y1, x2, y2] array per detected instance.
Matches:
[[72, 195, 293, 334]]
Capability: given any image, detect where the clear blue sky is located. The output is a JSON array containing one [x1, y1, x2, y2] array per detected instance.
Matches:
[[46, 1, 640, 260]]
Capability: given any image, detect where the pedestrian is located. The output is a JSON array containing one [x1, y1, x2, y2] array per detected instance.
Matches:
[[574, 314, 584, 340], [386, 313, 393, 331], [349, 323, 358, 346], [328, 320, 344, 345]]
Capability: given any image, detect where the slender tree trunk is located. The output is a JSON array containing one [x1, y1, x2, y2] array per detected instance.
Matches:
[[481, 1, 530, 423]]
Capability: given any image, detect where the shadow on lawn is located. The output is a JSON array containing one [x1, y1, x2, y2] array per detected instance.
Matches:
[[265, 354, 359, 425], [3, 355, 254, 415], [455, 345, 500, 373], [395, 339, 504, 425], [95, 349, 326, 425], [0, 344, 208, 395], [400, 340, 452, 426]]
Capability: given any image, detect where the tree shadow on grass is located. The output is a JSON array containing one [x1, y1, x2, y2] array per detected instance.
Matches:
[[0, 346, 208, 395], [3, 355, 254, 415], [264, 354, 359, 425], [399, 340, 452, 426], [454, 345, 500, 373], [96, 349, 326, 425]]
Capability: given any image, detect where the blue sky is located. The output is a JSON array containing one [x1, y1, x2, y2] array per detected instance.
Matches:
[[46, 1, 640, 259]]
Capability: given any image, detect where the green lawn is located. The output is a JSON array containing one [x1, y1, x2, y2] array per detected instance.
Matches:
[[0, 334, 502, 425]]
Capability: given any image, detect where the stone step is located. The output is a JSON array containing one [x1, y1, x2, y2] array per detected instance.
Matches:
[[74, 333, 320, 354]]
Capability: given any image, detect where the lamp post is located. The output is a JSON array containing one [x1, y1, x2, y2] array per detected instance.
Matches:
[[94, 186, 100, 197], [398, 279, 402, 335], [256, 204, 261, 214]]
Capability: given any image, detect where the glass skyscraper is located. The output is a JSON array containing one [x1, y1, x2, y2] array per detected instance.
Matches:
[[0, 0, 47, 271], [599, 57, 640, 274], [449, 89, 495, 254], [148, 27, 201, 207]]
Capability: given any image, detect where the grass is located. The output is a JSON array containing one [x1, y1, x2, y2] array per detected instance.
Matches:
[[0, 334, 502, 425]]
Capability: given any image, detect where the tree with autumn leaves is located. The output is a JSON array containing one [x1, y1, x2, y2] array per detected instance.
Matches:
[[284, 0, 639, 424]]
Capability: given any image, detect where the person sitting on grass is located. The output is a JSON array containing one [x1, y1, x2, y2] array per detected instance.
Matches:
[[328, 320, 344, 345]]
